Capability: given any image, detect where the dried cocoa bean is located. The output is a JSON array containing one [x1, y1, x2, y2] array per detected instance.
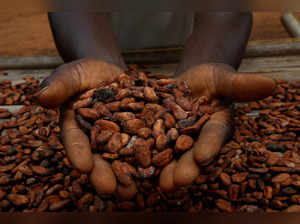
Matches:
[[175, 135, 194, 152], [134, 138, 151, 168], [137, 128, 152, 139], [163, 98, 188, 120], [122, 119, 146, 135], [152, 149, 173, 167], [106, 132, 123, 153]]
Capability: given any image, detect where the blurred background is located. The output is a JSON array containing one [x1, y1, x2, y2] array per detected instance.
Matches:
[[0, 12, 300, 58]]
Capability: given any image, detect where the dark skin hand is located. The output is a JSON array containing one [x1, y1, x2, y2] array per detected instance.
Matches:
[[36, 12, 275, 196]]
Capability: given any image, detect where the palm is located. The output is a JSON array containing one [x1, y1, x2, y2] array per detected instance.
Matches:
[[160, 63, 276, 191], [35, 59, 125, 196]]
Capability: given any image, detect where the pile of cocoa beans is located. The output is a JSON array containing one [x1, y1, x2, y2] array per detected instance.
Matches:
[[74, 71, 212, 191], [0, 77, 40, 106], [0, 73, 299, 212]]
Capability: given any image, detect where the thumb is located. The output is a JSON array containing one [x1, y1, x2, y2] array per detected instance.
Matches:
[[216, 70, 276, 102], [35, 58, 123, 108]]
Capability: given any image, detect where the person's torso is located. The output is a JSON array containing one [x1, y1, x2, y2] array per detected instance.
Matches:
[[110, 12, 194, 50]]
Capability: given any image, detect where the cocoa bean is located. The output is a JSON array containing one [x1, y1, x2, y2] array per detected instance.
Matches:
[[216, 199, 233, 212], [113, 112, 136, 122], [166, 128, 179, 142], [96, 130, 114, 145], [272, 173, 290, 183], [106, 132, 123, 153], [137, 128, 152, 139], [134, 138, 151, 168], [112, 160, 134, 186], [175, 135, 194, 152], [220, 173, 231, 186], [138, 166, 156, 179], [163, 98, 188, 120], [77, 108, 99, 120], [122, 119, 146, 135], [152, 149, 173, 167], [49, 199, 70, 211], [144, 87, 159, 102], [7, 194, 29, 206], [152, 119, 165, 137], [95, 120, 120, 132], [156, 135, 169, 151]]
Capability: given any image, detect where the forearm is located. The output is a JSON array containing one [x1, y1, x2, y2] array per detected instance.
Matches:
[[48, 12, 126, 69], [176, 12, 252, 74]]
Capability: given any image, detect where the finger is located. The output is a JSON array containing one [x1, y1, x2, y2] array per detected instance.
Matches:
[[159, 160, 177, 192], [173, 149, 200, 187], [90, 154, 117, 195], [116, 182, 138, 200], [193, 110, 232, 165], [61, 106, 94, 173], [217, 71, 276, 102], [35, 59, 122, 108]]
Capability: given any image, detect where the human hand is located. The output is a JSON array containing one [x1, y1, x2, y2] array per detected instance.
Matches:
[[160, 63, 276, 191], [35, 58, 134, 197]]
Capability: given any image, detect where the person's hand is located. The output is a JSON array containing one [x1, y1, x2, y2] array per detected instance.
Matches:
[[159, 63, 276, 192], [34, 58, 135, 197]]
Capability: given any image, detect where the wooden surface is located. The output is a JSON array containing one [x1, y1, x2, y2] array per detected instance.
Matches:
[[1, 38, 300, 69], [1, 53, 300, 87], [0, 12, 299, 57]]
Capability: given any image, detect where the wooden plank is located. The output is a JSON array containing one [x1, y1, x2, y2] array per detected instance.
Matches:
[[1, 54, 300, 84], [246, 38, 300, 57], [1, 38, 300, 69], [138, 55, 300, 81], [240, 55, 300, 73]]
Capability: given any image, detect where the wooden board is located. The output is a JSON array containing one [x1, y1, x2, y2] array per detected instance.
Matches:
[[0, 55, 300, 87], [1, 38, 300, 70]]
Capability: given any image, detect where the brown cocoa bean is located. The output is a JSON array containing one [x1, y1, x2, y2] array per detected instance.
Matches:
[[156, 134, 169, 151], [164, 113, 176, 129], [144, 87, 159, 102], [7, 194, 28, 206], [152, 119, 165, 137], [96, 130, 114, 144], [77, 108, 99, 120], [123, 119, 146, 135], [113, 112, 136, 122], [112, 160, 135, 186], [95, 120, 120, 132], [163, 98, 188, 120], [134, 138, 151, 168], [137, 128, 152, 139], [272, 173, 290, 183], [152, 149, 173, 167], [106, 132, 123, 153], [72, 97, 92, 110], [232, 172, 248, 183], [176, 97, 192, 111], [166, 128, 179, 141], [49, 199, 70, 211], [216, 199, 232, 212], [106, 101, 121, 112], [175, 135, 194, 152], [220, 172, 231, 186], [138, 166, 156, 179]]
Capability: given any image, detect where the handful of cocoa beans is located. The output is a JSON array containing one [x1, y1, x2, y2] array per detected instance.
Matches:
[[73, 71, 213, 196]]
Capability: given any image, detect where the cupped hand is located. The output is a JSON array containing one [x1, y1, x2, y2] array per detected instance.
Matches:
[[34, 58, 136, 197], [160, 63, 276, 192]]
